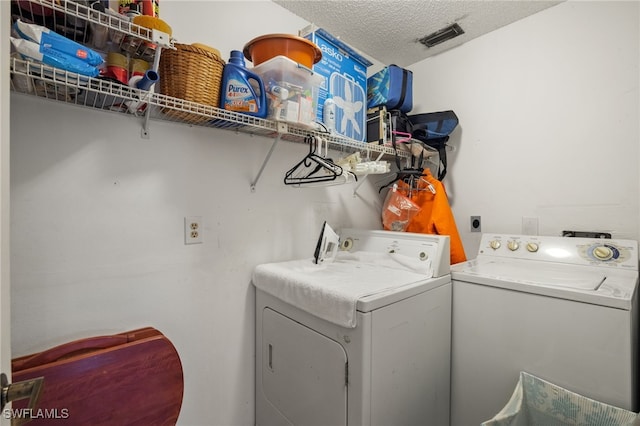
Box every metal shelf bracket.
[250,123,288,192]
[141,105,151,139]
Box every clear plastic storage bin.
[252,55,323,128]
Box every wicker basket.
[158,43,225,124]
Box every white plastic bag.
[482,372,640,426]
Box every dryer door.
[261,308,347,426]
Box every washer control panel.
[579,242,629,263]
[479,234,638,269]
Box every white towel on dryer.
[252,251,432,328]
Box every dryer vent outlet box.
[563,230,612,239]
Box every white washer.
[451,233,639,426]
[254,229,452,426]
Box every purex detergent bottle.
[220,50,267,118]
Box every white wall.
[409,0,640,256]
[9,2,384,425]
[9,1,640,425]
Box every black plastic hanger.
[284,135,344,185]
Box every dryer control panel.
[478,234,638,270]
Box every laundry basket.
[482,372,640,426]
[158,43,225,124]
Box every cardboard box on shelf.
[300,26,372,141]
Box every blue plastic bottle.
[220,50,267,118]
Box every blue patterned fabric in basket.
[482,372,640,426]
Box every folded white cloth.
[252,251,432,328]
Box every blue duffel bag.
[367,65,413,113]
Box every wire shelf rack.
[9,56,409,159]
[8,0,430,190]
[11,0,173,58]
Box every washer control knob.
[526,242,539,253]
[489,240,501,250]
[507,240,520,251]
[593,245,613,261]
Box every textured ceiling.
[274,0,563,67]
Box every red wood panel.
[11,328,183,425]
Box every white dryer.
[253,229,452,426]
[450,234,639,426]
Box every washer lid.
[452,258,638,309]
[467,260,605,290]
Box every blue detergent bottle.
[220,50,267,118]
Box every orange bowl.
[243,34,322,68]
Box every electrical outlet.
[184,216,203,245]
[470,216,481,232]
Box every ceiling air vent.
[418,23,465,48]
